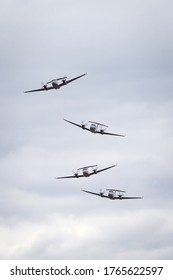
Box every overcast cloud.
[0,0,173,260]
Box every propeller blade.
[81,120,88,129]
[41,82,47,89]
[82,120,87,126]
[99,189,105,196]
[72,170,78,177]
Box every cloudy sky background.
[0,0,173,259]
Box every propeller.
[41,82,48,89]
[117,190,125,199]
[72,170,78,178]
[62,76,67,84]
[93,166,98,174]
[99,189,104,197]
[100,125,107,134]
[81,120,87,129]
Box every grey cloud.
[0,0,173,260]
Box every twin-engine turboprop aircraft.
[63,118,125,137]
[56,164,116,179]
[82,188,143,200]
[24,73,86,93]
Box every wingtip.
[110,164,117,168]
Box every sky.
[0,0,173,260]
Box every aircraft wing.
[59,73,87,87]
[82,189,107,198]
[114,196,143,200]
[55,174,84,179]
[93,164,117,175]
[100,131,125,137]
[63,119,90,131]
[24,86,53,93]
